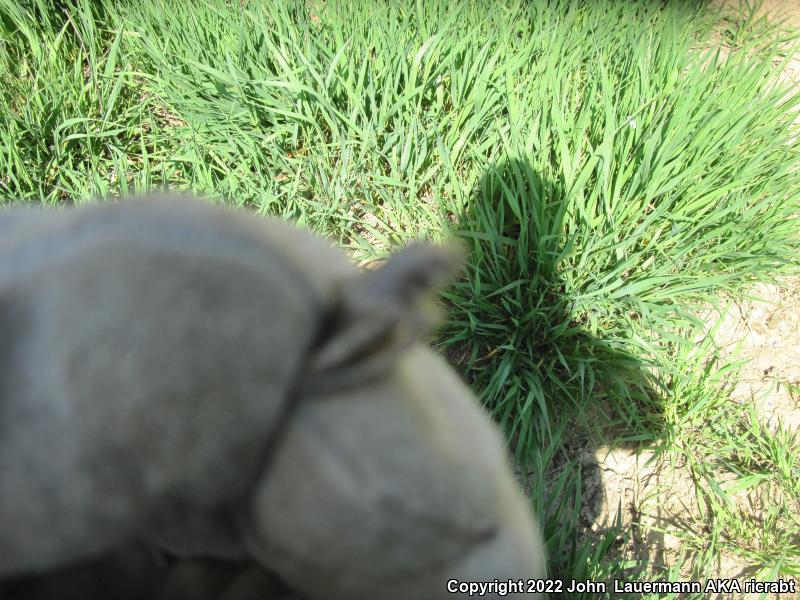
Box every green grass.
[2,0,800,595]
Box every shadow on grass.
[436,157,671,591]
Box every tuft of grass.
[1,0,799,593]
[0,0,166,201]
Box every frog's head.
[241,243,547,599]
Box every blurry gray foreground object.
[2,546,299,600]
[0,195,547,599]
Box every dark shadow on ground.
[435,157,672,593]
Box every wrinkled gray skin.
[3,548,297,600]
[0,195,546,599]
[1,546,163,600]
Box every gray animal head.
[0,195,546,599]
[238,243,547,599]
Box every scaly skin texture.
[0,195,547,599]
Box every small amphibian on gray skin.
[0,194,547,599]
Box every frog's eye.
[303,243,465,392]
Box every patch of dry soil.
[582,283,800,599]
[577,3,800,597]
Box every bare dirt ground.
[577,3,800,597]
